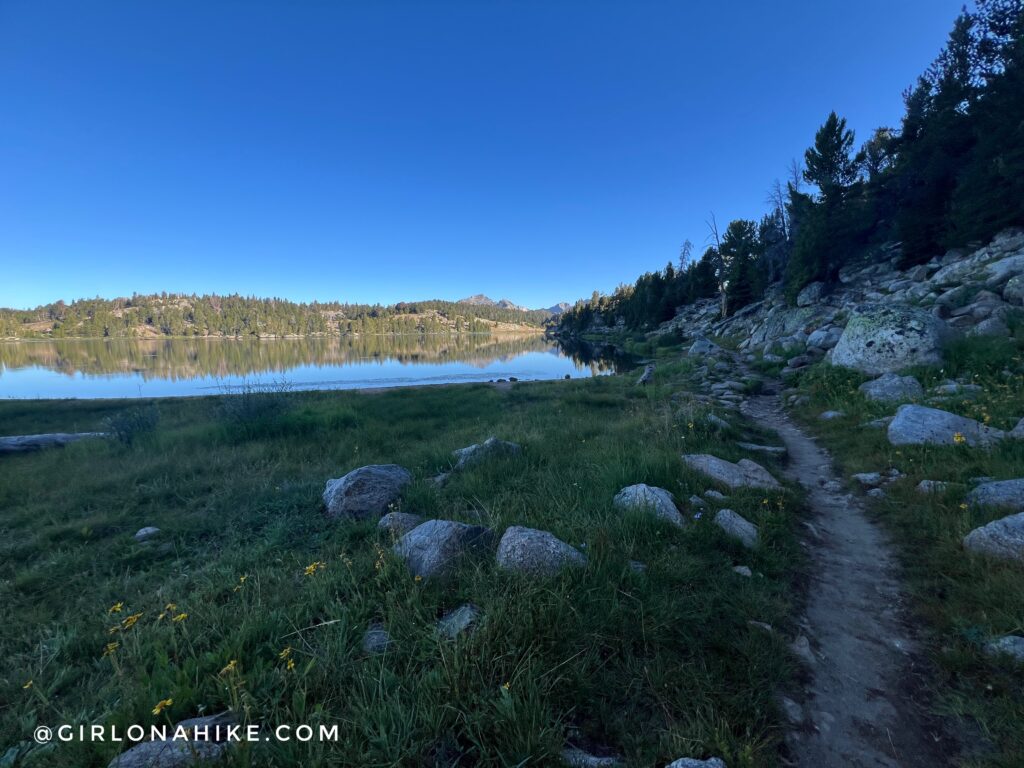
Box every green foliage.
[101,405,160,446]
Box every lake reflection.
[0,335,618,399]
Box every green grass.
[0,368,804,767]
[789,335,1024,768]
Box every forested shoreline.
[559,1,1024,334]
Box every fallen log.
[0,432,108,454]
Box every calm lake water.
[0,335,619,399]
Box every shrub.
[102,405,160,446]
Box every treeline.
[0,294,551,339]
[560,0,1024,333]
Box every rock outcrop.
[831,305,948,374]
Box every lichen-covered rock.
[452,437,521,471]
[682,454,780,490]
[377,512,425,537]
[613,484,685,527]
[713,509,759,548]
[858,373,923,403]
[831,305,948,375]
[887,405,1005,447]
[393,520,493,580]
[963,512,1024,563]
[323,465,412,520]
[967,478,1024,512]
[496,526,586,576]
[436,603,482,639]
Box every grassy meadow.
[789,335,1024,768]
[0,359,804,767]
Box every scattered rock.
[796,281,825,307]
[688,337,722,356]
[852,472,882,488]
[735,441,786,457]
[970,316,1010,337]
[732,565,752,577]
[831,304,949,375]
[133,526,161,543]
[613,484,685,527]
[496,526,587,576]
[866,488,886,499]
[778,695,805,725]
[636,364,656,386]
[858,373,923,403]
[1003,274,1024,305]
[682,454,780,490]
[378,512,425,537]
[916,480,951,494]
[791,634,815,666]
[985,635,1024,663]
[436,603,482,639]
[819,410,845,421]
[963,512,1024,563]
[323,464,413,521]
[706,413,732,431]
[887,405,1005,447]
[704,489,727,500]
[629,560,648,574]
[362,623,393,654]
[393,520,493,580]
[713,509,759,549]
[1009,418,1024,440]
[861,417,893,429]
[689,494,708,508]
[452,437,522,471]
[665,758,726,768]
[562,748,624,768]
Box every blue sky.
[0,1,965,310]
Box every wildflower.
[304,561,326,577]
[414,575,423,583]
[22,680,33,690]
[693,511,703,520]
[286,658,296,671]
[171,613,188,623]
[959,503,969,510]
[121,612,144,631]
[165,603,177,612]
[278,646,293,660]
[219,659,239,677]
[501,681,510,691]
[953,432,966,445]
[102,642,120,658]
[151,698,173,715]
[108,602,124,614]
[108,624,121,634]
[687,422,694,430]
[762,498,769,506]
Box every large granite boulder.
[393,520,493,580]
[796,281,825,307]
[967,479,1024,512]
[323,464,412,520]
[613,484,685,527]
[887,405,1005,447]
[858,373,923,403]
[496,526,586,577]
[831,305,948,374]
[452,437,522,471]
[682,454,780,490]
[107,712,234,767]
[713,509,759,549]
[963,512,1024,563]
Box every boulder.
[916,480,951,494]
[1003,274,1024,305]
[1012,418,1024,439]
[562,748,623,767]
[970,316,1010,337]
[985,635,1024,663]
[819,410,845,420]
[887,405,1005,448]
[963,512,1024,563]
[858,373,923,403]
[806,327,842,350]
[636,364,656,386]
[393,520,493,580]
[496,526,586,576]
[688,337,722,356]
[713,509,759,548]
[831,305,949,375]
[613,484,685,527]
[323,465,413,520]
[134,526,161,542]
[796,281,825,307]
[732,565,753,577]
[107,713,234,768]
[852,472,883,488]
[437,603,482,639]
[682,454,780,490]
[452,437,522,471]
[665,758,727,768]
[377,512,425,537]
[967,479,1024,512]
[362,623,394,654]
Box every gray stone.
[970,316,1010,337]
[688,337,722,356]
[861,417,893,429]
[496,526,586,576]
[985,635,1024,663]
[831,305,949,374]
[796,281,825,307]
[436,603,482,639]
[665,757,727,768]
[916,480,951,494]
[393,520,493,580]
[704,489,727,500]
[713,509,759,549]
[323,464,413,520]
[706,413,732,431]
[0,431,109,454]
[858,373,923,403]
[806,327,842,349]
[562,748,623,768]
[963,512,1024,563]
[732,565,753,577]
[778,695,804,725]
[1010,417,1024,439]
[629,560,648,574]
[689,494,708,508]
[852,472,882,488]
[735,441,787,457]
[887,405,1005,448]
[933,383,983,397]
[867,488,886,499]
[377,512,425,537]
[683,454,780,490]
[819,410,845,420]
[613,484,685,527]
[134,526,161,542]
[107,713,234,767]
[636,364,656,386]
[362,623,393,654]
[1003,274,1024,305]
[967,479,1024,512]
[452,437,521,471]
[790,634,816,666]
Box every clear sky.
[1,1,966,310]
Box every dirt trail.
[741,392,949,768]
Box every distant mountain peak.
[456,295,568,314]
[458,294,497,306]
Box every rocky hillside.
[654,228,1024,377]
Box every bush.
[102,405,160,446]
[216,381,295,438]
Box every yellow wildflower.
[286,658,296,671]
[501,681,510,691]
[23,680,33,690]
[164,603,177,612]
[121,612,144,630]
[171,613,188,623]
[414,575,423,583]
[108,602,124,614]
[278,646,293,660]
[304,561,326,577]
[102,642,120,658]
[151,698,173,715]
[219,659,238,677]
[953,432,966,445]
